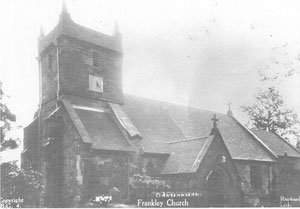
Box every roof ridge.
[123,94,227,116]
[124,93,184,106]
[168,136,208,144]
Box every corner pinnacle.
[62,0,68,14]
[113,21,121,35]
[39,26,45,39]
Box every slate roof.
[38,11,121,54]
[121,95,186,154]
[122,94,277,162]
[252,130,300,158]
[75,108,133,151]
[58,94,277,161]
[161,136,214,174]
[61,99,133,152]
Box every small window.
[93,51,100,67]
[48,54,53,69]
[250,165,262,190]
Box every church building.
[22,3,300,208]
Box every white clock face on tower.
[89,75,103,93]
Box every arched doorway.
[205,166,232,207]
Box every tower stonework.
[29,3,127,207]
[38,6,123,108]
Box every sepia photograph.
[1,0,300,207]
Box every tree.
[0,161,44,208]
[241,87,300,140]
[0,81,43,207]
[0,81,19,150]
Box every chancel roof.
[122,94,277,162]
[252,130,300,158]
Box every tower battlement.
[38,2,123,106]
[38,4,122,54]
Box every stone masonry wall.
[40,46,58,104]
[235,160,275,206]
[275,156,300,207]
[59,108,130,207]
[61,110,82,207]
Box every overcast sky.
[1,0,300,130]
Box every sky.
[0,0,300,148]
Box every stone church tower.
[23,2,129,207]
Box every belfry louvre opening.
[93,51,100,67]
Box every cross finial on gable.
[227,100,233,115]
[210,114,219,135]
[114,21,120,35]
[227,100,232,110]
[212,114,218,128]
